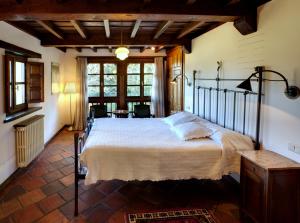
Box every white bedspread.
[80,118,253,184]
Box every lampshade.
[115,47,129,60]
[64,82,76,94]
[237,78,252,91]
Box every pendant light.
[115,22,129,60]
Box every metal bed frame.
[74,67,264,216]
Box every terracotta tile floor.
[0,129,247,223]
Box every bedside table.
[240,150,300,223]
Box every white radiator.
[14,115,45,167]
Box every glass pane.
[144,86,152,96]
[87,63,100,74]
[10,84,13,107]
[144,74,153,85]
[104,86,117,97]
[88,86,100,97]
[144,63,155,74]
[127,86,140,96]
[15,62,25,82]
[104,75,117,85]
[104,63,117,74]
[16,84,25,105]
[127,75,140,85]
[9,61,13,83]
[87,75,100,85]
[127,63,140,74]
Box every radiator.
[14,115,45,167]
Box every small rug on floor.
[126,208,218,223]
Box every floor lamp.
[64,82,76,131]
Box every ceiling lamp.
[115,22,129,60]
[115,47,129,60]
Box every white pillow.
[172,122,213,141]
[163,112,197,126]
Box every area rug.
[126,209,218,223]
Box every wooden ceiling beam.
[155,46,164,53]
[75,47,82,52]
[103,19,110,38]
[131,20,142,38]
[70,20,87,39]
[36,20,64,39]
[153,21,173,39]
[186,0,197,4]
[40,34,192,53]
[0,0,263,21]
[56,47,67,53]
[177,21,205,39]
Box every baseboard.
[44,125,67,146]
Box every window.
[104,63,118,97]
[127,63,141,97]
[126,62,154,97]
[87,62,118,98]
[87,58,154,114]
[5,55,27,114]
[143,63,155,97]
[87,63,100,97]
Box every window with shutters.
[4,55,44,115]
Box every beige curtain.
[151,57,165,117]
[73,57,88,130]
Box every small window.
[5,55,27,114]
[104,63,118,97]
[87,63,101,97]
[127,63,141,97]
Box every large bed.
[80,117,253,185]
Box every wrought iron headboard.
[192,71,263,150]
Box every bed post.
[193,70,196,114]
[74,133,79,216]
[255,66,263,150]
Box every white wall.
[0,22,70,184]
[185,0,300,162]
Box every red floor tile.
[38,194,65,214]
[13,204,43,223]
[18,189,46,207]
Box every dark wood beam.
[5,21,43,39]
[103,19,110,38]
[144,0,151,3]
[40,34,191,53]
[155,46,164,53]
[75,47,82,52]
[139,46,147,53]
[0,40,41,58]
[0,0,261,21]
[177,21,205,39]
[234,14,257,35]
[154,21,173,39]
[186,0,197,4]
[131,20,142,38]
[70,20,87,39]
[56,47,67,53]
[36,20,64,39]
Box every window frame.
[4,54,28,114]
[87,57,154,111]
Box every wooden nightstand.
[240,150,300,223]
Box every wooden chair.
[90,105,108,118]
[133,104,153,118]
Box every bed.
[74,68,263,216]
[80,117,253,184]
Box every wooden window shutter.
[26,62,44,103]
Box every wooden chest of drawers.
[240,150,300,223]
